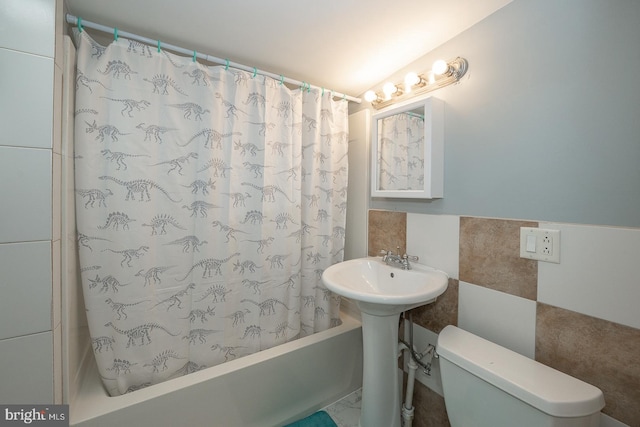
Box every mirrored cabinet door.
[371,97,444,199]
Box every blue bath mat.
[284,410,338,427]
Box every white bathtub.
[69,312,362,427]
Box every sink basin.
[322,256,449,315]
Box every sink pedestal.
[358,304,404,427]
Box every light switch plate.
[520,227,560,263]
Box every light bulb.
[382,82,398,99]
[404,72,421,92]
[432,59,449,75]
[364,90,378,103]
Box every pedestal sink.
[322,257,448,427]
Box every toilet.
[436,325,605,427]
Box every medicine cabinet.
[371,97,444,199]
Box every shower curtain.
[73,30,348,396]
[377,112,424,190]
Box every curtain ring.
[225,59,229,70]
[157,40,161,53]
[279,75,284,85]
[252,67,257,78]
[77,17,83,32]
[114,27,118,41]
[193,50,197,62]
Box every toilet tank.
[436,326,605,427]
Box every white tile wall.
[458,281,537,358]
[0,48,54,149]
[0,0,55,57]
[0,0,57,405]
[0,146,52,243]
[0,241,52,340]
[406,213,459,279]
[538,223,640,330]
[0,332,54,404]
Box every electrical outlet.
[541,235,553,255]
[520,227,560,263]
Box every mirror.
[371,97,444,199]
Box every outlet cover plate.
[520,227,560,263]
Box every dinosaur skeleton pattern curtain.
[73,30,348,396]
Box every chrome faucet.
[379,247,419,270]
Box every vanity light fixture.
[366,57,468,109]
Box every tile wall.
[368,210,640,427]
[0,0,63,404]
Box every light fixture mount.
[368,57,468,109]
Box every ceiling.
[65,0,512,98]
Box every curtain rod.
[66,14,361,104]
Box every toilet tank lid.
[436,325,605,418]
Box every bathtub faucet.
[379,247,419,270]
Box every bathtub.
[69,312,362,427]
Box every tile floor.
[322,388,362,427]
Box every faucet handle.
[400,253,419,270]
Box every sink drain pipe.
[398,311,436,427]
[401,345,418,427]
